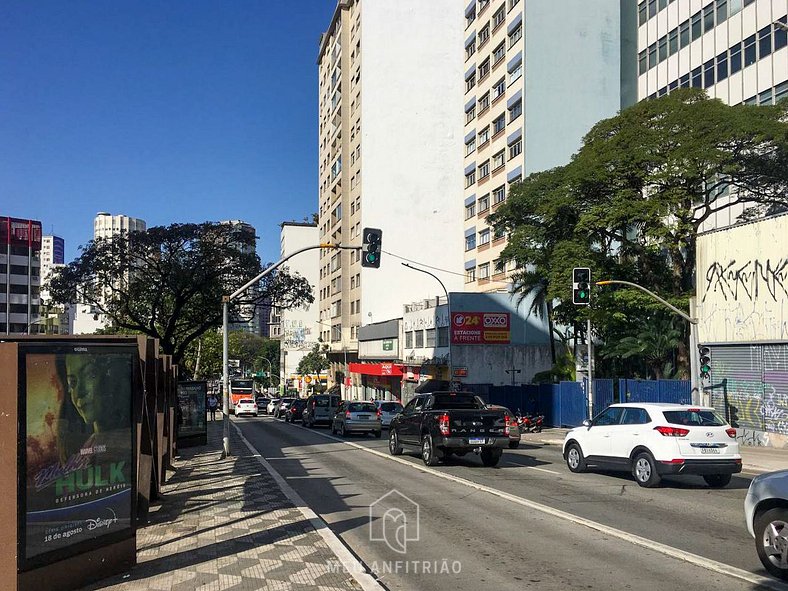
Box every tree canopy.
[47,222,313,364]
[490,89,788,377]
[296,344,329,376]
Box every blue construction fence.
[476,379,691,428]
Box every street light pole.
[221,243,359,458]
[401,263,453,386]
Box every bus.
[229,378,255,413]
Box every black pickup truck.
[388,392,510,467]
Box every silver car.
[331,401,382,438]
[745,469,788,580]
[375,400,404,428]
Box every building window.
[703,5,714,33]
[730,0,742,15]
[466,40,476,60]
[438,326,449,347]
[508,22,522,47]
[478,126,490,145]
[493,185,506,204]
[478,0,490,13]
[508,63,522,84]
[638,50,647,75]
[716,0,728,24]
[730,43,742,74]
[478,194,490,212]
[478,263,490,279]
[658,36,667,61]
[466,104,476,123]
[478,228,491,246]
[494,259,505,275]
[758,25,772,58]
[776,17,788,51]
[744,34,756,67]
[478,92,490,113]
[466,136,476,156]
[493,113,506,135]
[493,41,506,65]
[494,225,506,240]
[465,267,476,283]
[465,170,476,187]
[426,328,436,347]
[509,138,522,159]
[466,6,476,27]
[492,77,506,100]
[691,12,702,41]
[717,51,728,81]
[478,58,490,80]
[405,331,413,348]
[478,160,490,179]
[679,21,690,49]
[492,150,505,171]
[465,202,476,219]
[648,42,657,69]
[648,0,657,18]
[703,58,715,88]
[415,330,424,348]
[691,65,702,88]
[638,1,647,25]
[492,6,505,29]
[465,234,476,250]
[668,29,678,56]
[478,23,490,47]
[679,73,690,87]
[509,99,522,121]
[466,72,476,92]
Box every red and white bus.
[229,378,255,413]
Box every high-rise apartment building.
[637,0,787,230]
[276,222,320,393]
[94,211,146,240]
[317,0,466,374]
[39,235,64,302]
[462,0,634,291]
[1,216,43,334]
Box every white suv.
[563,403,741,488]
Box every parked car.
[302,393,341,427]
[275,397,297,418]
[375,400,404,427]
[563,404,742,488]
[266,398,281,415]
[285,399,307,423]
[745,469,788,581]
[487,405,521,448]
[256,397,270,416]
[389,392,510,467]
[331,401,382,438]
[235,398,258,417]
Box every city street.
[233,415,785,591]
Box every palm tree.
[602,315,682,379]
[511,269,557,364]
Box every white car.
[266,398,281,415]
[374,400,404,427]
[235,398,258,417]
[562,403,741,488]
[745,469,788,581]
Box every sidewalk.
[81,418,370,591]
[520,428,788,474]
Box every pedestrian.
[207,393,218,421]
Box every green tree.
[296,344,329,377]
[47,222,313,365]
[600,314,683,380]
[491,89,788,377]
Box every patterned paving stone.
[78,420,362,591]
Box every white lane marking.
[504,462,562,475]
[231,423,384,591]
[267,418,786,591]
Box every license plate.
[358,415,370,420]
[468,437,486,445]
[700,448,720,454]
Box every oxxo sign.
[451,312,511,345]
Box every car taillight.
[345,410,352,418]
[654,426,690,437]
[438,413,451,436]
[376,409,382,418]
[660,459,685,465]
[291,407,297,413]
[726,427,737,439]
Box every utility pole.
[504,367,521,386]
[221,243,359,457]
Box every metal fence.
[619,379,691,405]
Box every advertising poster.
[451,312,511,345]
[177,381,207,439]
[22,347,134,564]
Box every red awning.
[348,362,404,377]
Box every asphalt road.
[232,414,784,591]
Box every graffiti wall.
[697,214,788,343]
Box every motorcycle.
[516,411,544,433]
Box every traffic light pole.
[587,317,594,419]
[221,243,359,458]
[596,279,701,405]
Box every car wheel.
[481,448,502,467]
[565,443,587,473]
[632,452,661,488]
[421,434,439,466]
[389,429,403,455]
[509,441,520,449]
[374,430,382,439]
[755,507,788,581]
[703,474,732,488]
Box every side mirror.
[582,419,592,428]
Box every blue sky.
[1,0,335,262]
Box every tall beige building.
[316,0,466,380]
